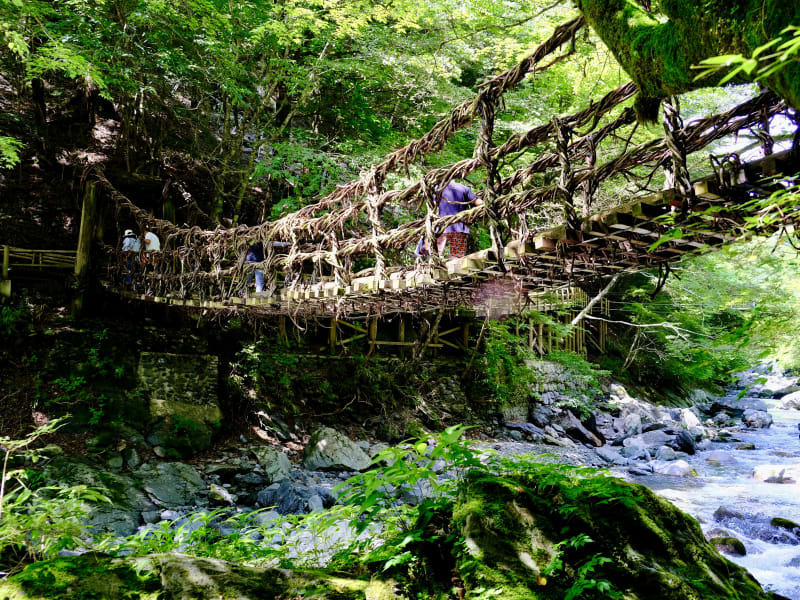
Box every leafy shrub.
[0,419,109,573]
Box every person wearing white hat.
[121,229,140,286]
[121,229,141,252]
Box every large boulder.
[710,395,768,417]
[596,445,629,466]
[0,554,400,599]
[450,471,771,600]
[303,427,371,472]
[42,457,152,537]
[556,410,603,447]
[251,447,292,483]
[652,459,695,477]
[779,390,800,410]
[256,481,335,515]
[743,409,773,429]
[137,462,205,506]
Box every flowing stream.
[634,379,800,599]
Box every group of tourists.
[121,180,479,294]
[121,228,160,253]
[120,228,161,285]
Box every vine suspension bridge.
[4,17,799,353]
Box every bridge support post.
[398,317,406,357]
[72,181,97,316]
[329,317,336,355]
[1,245,10,298]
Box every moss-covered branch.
[575,0,800,117]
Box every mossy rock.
[0,554,403,600]
[449,470,772,600]
[771,517,799,532]
[709,536,747,556]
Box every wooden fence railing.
[1,245,77,297]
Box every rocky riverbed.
[24,363,800,597]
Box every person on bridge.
[121,229,140,285]
[143,229,161,252]
[121,229,140,253]
[415,181,482,258]
[245,241,265,293]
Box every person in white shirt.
[144,230,160,252]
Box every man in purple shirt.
[416,181,482,258]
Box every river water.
[634,391,800,599]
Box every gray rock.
[710,396,768,417]
[680,408,702,430]
[139,462,205,506]
[107,454,124,470]
[558,410,603,447]
[401,479,434,506]
[303,427,371,472]
[712,412,733,426]
[669,430,696,455]
[743,409,773,428]
[307,494,324,512]
[714,506,745,522]
[779,390,800,410]
[249,509,280,527]
[651,459,694,477]
[622,429,672,453]
[43,457,150,537]
[235,472,266,486]
[160,510,181,521]
[620,444,650,460]
[628,466,653,477]
[141,510,161,524]
[506,422,545,441]
[543,434,576,448]
[256,481,335,515]
[369,443,390,457]
[655,446,677,461]
[251,447,292,483]
[123,447,140,469]
[764,381,800,398]
[529,406,555,429]
[209,483,235,506]
[596,446,629,466]
[509,430,523,441]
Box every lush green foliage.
[479,320,538,404]
[35,330,126,426]
[0,419,109,574]
[600,230,800,394]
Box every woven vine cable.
[580,133,598,217]
[756,105,775,156]
[662,97,694,205]
[553,117,580,233]
[475,80,507,269]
